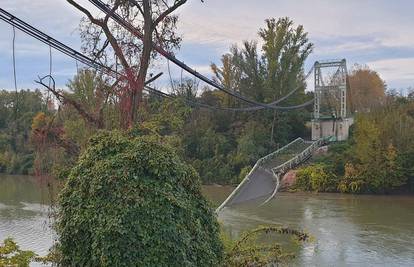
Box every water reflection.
[1,178,413,266]
[0,175,55,258]
[211,189,414,267]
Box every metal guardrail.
[272,138,325,174]
[260,138,325,205]
[259,137,305,166]
[216,137,327,212]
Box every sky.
[1,0,414,93]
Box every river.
[1,175,413,266]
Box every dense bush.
[221,226,310,266]
[295,164,338,192]
[56,131,223,266]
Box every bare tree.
[67,0,187,128]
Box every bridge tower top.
[313,59,348,120]
[312,59,352,141]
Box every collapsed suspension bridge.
[216,137,329,212]
[0,7,350,212]
[218,59,351,211]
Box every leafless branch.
[144,72,163,85]
[67,0,102,25]
[153,0,187,27]
[93,38,110,61]
[104,0,121,23]
[68,0,131,74]
[129,0,145,17]
[35,75,104,129]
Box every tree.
[67,0,187,128]
[211,17,313,147]
[65,69,116,129]
[259,17,313,145]
[348,64,386,113]
[259,18,312,102]
[0,89,47,174]
[56,131,223,266]
[338,109,409,193]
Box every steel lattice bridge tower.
[311,59,353,141]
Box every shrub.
[56,131,223,266]
[221,226,310,266]
[295,164,338,192]
[337,163,365,193]
[0,238,36,267]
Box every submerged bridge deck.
[216,137,327,212]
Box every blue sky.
[1,0,414,93]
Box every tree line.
[25,16,314,185]
[0,89,47,174]
[1,0,413,264]
[1,15,413,192]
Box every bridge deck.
[216,138,325,212]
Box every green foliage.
[337,144,406,194]
[179,17,313,184]
[56,131,223,266]
[0,238,36,267]
[295,164,338,192]
[302,97,414,194]
[236,121,268,164]
[314,142,352,176]
[337,163,365,193]
[340,109,409,193]
[0,89,46,174]
[221,226,310,267]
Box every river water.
[1,175,413,266]
[0,175,56,258]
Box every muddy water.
[1,176,414,266]
[0,175,56,266]
[203,185,414,267]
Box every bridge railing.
[216,137,328,212]
[272,138,325,174]
[259,138,311,169]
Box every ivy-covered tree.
[56,131,223,266]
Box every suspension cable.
[75,59,79,74]
[12,25,19,124]
[46,45,53,103]
[88,0,313,110]
[0,7,314,112]
[167,59,176,93]
[12,25,17,92]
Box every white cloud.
[178,0,414,51]
[313,41,378,56]
[1,0,414,90]
[367,57,414,88]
